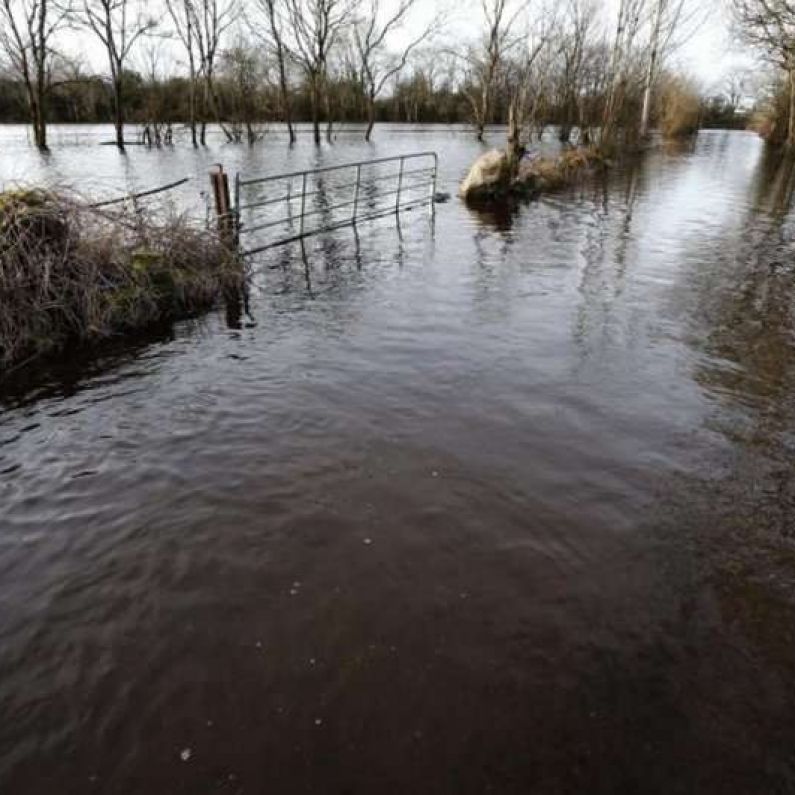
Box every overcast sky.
[65,0,754,92]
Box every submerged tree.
[506,9,554,164]
[218,40,268,143]
[191,0,238,144]
[284,0,359,144]
[0,0,74,150]
[555,0,598,143]
[250,0,296,143]
[638,0,702,139]
[352,0,438,141]
[460,0,524,141]
[601,0,646,147]
[165,0,200,146]
[83,0,156,150]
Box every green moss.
[0,189,48,214]
[130,248,164,272]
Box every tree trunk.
[640,0,663,140]
[365,98,376,142]
[200,79,210,145]
[113,78,125,150]
[324,86,333,143]
[506,98,523,180]
[311,77,321,145]
[559,96,574,143]
[639,47,659,139]
[276,50,295,144]
[26,91,44,150]
[35,72,47,150]
[788,68,795,149]
[188,76,198,147]
[478,74,491,142]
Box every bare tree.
[190,0,238,144]
[556,0,597,143]
[602,0,646,146]
[250,0,296,143]
[0,0,73,150]
[283,0,359,144]
[352,0,438,142]
[506,11,555,163]
[460,0,523,141]
[219,37,267,143]
[83,0,156,150]
[724,66,749,113]
[733,0,795,147]
[136,39,175,146]
[638,0,703,139]
[165,0,200,146]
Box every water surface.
[1,126,794,794]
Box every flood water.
[2,125,795,794]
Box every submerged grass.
[0,189,243,370]
[515,146,605,193]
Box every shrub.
[658,76,702,140]
[0,189,243,369]
[748,82,791,146]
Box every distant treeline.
[0,69,747,133]
[0,70,471,127]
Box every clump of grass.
[514,146,603,193]
[0,189,243,369]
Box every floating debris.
[180,748,192,762]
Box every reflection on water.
[2,128,795,794]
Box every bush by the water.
[459,146,603,201]
[659,77,701,140]
[0,189,242,368]
[749,82,793,147]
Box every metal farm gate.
[233,152,439,257]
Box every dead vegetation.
[0,189,243,370]
[658,76,701,140]
[459,145,604,202]
[516,146,604,192]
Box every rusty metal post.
[210,164,234,246]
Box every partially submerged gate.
[234,152,438,257]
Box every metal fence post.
[395,156,405,214]
[233,171,241,245]
[286,180,292,221]
[428,155,439,215]
[352,164,362,223]
[299,171,308,237]
[210,164,233,247]
[429,154,438,216]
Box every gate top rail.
[238,151,438,188]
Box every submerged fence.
[81,152,440,259]
[231,152,438,257]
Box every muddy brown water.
[1,126,795,794]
